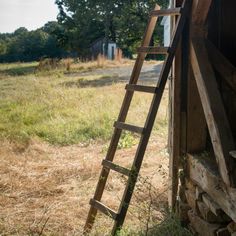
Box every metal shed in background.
[90,37,118,60]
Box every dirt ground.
[0,134,169,235]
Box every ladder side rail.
[128,4,161,85]
[84,5,161,234]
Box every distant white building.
[161,16,171,47]
[90,37,118,60]
[161,1,172,47]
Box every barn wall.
[172,0,236,234]
[208,0,236,140]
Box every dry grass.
[0,135,169,235]
[0,59,166,146]
[36,57,136,74]
[66,58,157,73]
[0,60,190,235]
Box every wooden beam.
[168,41,182,209]
[216,228,231,236]
[192,0,212,25]
[227,222,236,234]
[137,46,169,54]
[150,8,181,17]
[168,0,192,211]
[202,193,222,216]
[206,40,236,93]
[125,84,157,94]
[190,39,236,187]
[187,153,236,222]
[186,0,213,150]
[114,121,144,134]
[179,12,190,155]
[185,189,197,211]
[188,210,221,236]
[102,160,130,177]
[187,67,207,153]
[197,200,230,223]
[89,199,118,220]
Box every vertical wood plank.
[192,0,212,25]
[180,14,190,155]
[186,0,212,153]
[187,67,207,152]
[206,40,236,92]
[190,39,236,187]
[168,40,182,209]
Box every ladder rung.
[137,46,169,54]
[102,160,130,176]
[125,84,157,94]
[150,8,181,17]
[114,121,145,134]
[90,199,118,220]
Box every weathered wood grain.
[187,153,236,222]
[188,210,221,236]
[206,40,236,93]
[190,39,236,187]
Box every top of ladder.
[150,7,181,17]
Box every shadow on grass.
[60,68,162,88]
[60,75,127,88]
[0,64,36,76]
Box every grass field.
[0,60,167,146]
[0,60,191,235]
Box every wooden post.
[168,1,192,211]
[186,66,207,153]
[168,41,182,209]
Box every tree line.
[0,0,168,62]
[0,22,67,62]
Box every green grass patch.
[119,215,192,236]
[0,62,168,146]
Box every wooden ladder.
[84,0,191,235]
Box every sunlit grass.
[0,61,168,146]
[0,61,185,236]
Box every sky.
[0,0,59,33]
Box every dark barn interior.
[170,0,236,235]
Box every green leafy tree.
[55,0,106,56]
[55,0,168,57]
[115,0,167,57]
[0,25,67,62]
[0,40,7,55]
